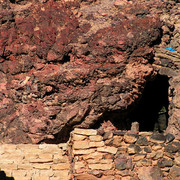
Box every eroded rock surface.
[0,0,179,143]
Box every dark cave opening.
[41,75,169,144]
[128,74,169,132]
[93,74,169,133]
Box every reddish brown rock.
[0,0,171,144]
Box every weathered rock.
[149,133,166,143]
[144,146,152,153]
[136,137,149,146]
[113,136,123,147]
[103,132,113,141]
[124,134,138,144]
[168,166,180,180]
[128,144,142,155]
[137,166,163,180]
[164,142,180,153]
[157,158,173,168]
[74,174,98,180]
[166,133,175,143]
[115,155,133,170]
[0,0,177,144]
[88,170,103,178]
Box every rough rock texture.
[0,0,179,143]
[153,1,180,139]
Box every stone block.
[89,141,104,147]
[0,146,4,155]
[138,166,163,180]
[87,159,113,164]
[24,153,39,160]
[89,135,103,142]
[50,177,70,180]
[97,147,117,154]
[149,133,166,143]
[104,139,113,146]
[51,163,70,170]
[13,176,31,180]
[73,149,95,155]
[2,144,17,152]
[99,175,114,180]
[113,136,123,147]
[32,175,49,180]
[157,158,173,168]
[38,153,53,160]
[115,155,133,171]
[168,166,180,180]
[39,170,54,177]
[38,144,60,153]
[136,136,149,146]
[128,144,142,154]
[32,164,51,169]
[88,163,113,170]
[53,170,70,180]
[121,176,131,180]
[139,132,153,136]
[73,134,86,141]
[144,146,152,153]
[83,152,104,160]
[23,148,42,155]
[29,158,53,163]
[73,128,97,136]
[88,170,103,178]
[164,142,179,153]
[17,144,38,150]
[103,132,113,140]
[12,170,27,178]
[117,147,127,153]
[153,151,164,160]
[134,154,146,161]
[53,155,69,164]
[165,133,175,143]
[115,169,133,176]
[18,164,34,170]
[73,141,90,149]
[124,134,138,144]
[135,159,152,167]
[0,163,17,170]
[152,145,162,151]
[74,162,85,170]
[175,156,180,166]
[0,159,14,164]
[0,154,24,163]
[74,174,98,180]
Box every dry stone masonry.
[0,128,180,179]
[70,128,180,180]
[0,144,71,180]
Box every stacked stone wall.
[0,144,71,180]
[0,128,180,180]
[70,128,180,180]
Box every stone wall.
[0,144,71,180]
[70,128,180,180]
[1,128,180,180]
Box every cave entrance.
[128,74,169,132]
[94,74,169,133]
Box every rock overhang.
[0,0,179,143]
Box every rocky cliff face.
[0,0,179,143]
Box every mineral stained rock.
[0,0,173,143]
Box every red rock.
[0,0,172,143]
